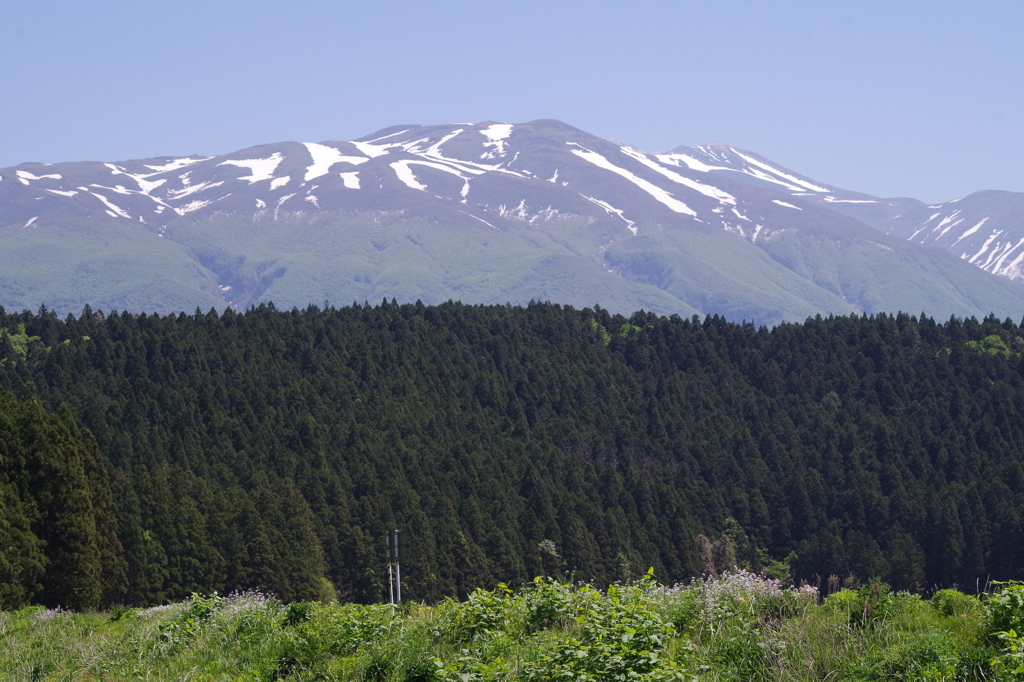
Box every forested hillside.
[0,387,125,610]
[3,301,1024,608]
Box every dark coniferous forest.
[2,300,1024,610]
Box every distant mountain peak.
[1,119,1022,323]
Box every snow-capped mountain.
[1,120,1022,324]
[878,193,1024,280]
[0,121,887,238]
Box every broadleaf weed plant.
[987,581,1024,678]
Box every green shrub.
[859,632,959,680]
[283,600,315,627]
[523,577,585,634]
[156,593,226,651]
[931,589,978,618]
[430,574,691,682]
[986,583,1024,678]
[519,580,688,682]
[275,601,397,676]
[823,587,861,614]
[991,629,1024,679]
[825,580,913,628]
[986,582,1024,634]
[107,603,136,622]
[431,582,522,644]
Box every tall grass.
[0,574,1018,680]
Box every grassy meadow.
[3,572,1023,681]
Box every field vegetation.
[4,574,1024,681]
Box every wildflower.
[137,603,183,618]
[34,606,72,621]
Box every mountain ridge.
[2,119,1022,325]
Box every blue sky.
[1,0,1020,203]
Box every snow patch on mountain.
[362,128,412,144]
[179,199,213,214]
[348,140,387,158]
[89,191,131,219]
[993,239,1024,273]
[166,180,225,200]
[105,164,166,194]
[621,148,736,205]
[583,195,637,235]
[498,199,529,220]
[823,196,877,204]
[481,124,513,159]
[340,172,360,189]
[981,237,1022,271]
[568,144,696,217]
[731,150,830,193]
[381,129,526,179]
[390,161,427,191]
[302,143,369,181]
[656,153,719,174]
[391,158,474,195]
[723,222,747,237]
[272,193,296,220]
[16,170,63,185]
[968,230,1002,263]
[947,214,983,246]
[772,200,802,210]
[421,129,464,159]
[466,213,498,230]
[730,208,752,222]
[420,137,520,178]
[991,237,1024,272]
[694,146,721,163]
[219,152,283,183]
[144,157,211,173]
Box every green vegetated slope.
[755,227,1024,318]
[8,198,1024,325]
[4,302,1024,608]
[0,218,223,314]
[167,208,1024,325]
[167,210,703,316]
[604,226,854,323]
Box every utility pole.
[384,529,403,604]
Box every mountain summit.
[2,120,1022,324]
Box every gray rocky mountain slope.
[2,119,1022,325]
